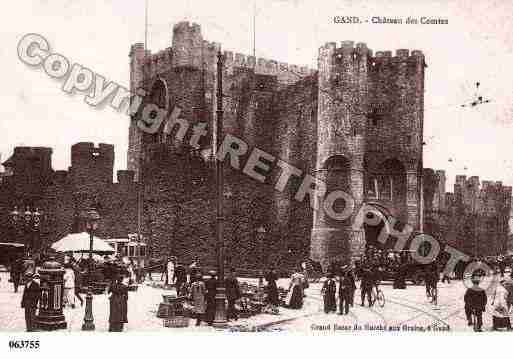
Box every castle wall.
[430,174,513,256]
[4,21,512,269]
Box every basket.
[163,316,189,328]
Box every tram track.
[385,289,465,328]
[262,282,464,331]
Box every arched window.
[366,176,378,198]
[148,79,168,143]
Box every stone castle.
[0,22,511,270]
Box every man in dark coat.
[173,262,188,296]
[360,266,375,307]
[321,273,337,313]
[225,268,241,321]
[339,267,357,314]
[108,276,128,332]
[21,272,41,332]
[464,275,488,332]
[10,258,23,293]
[205,271,217,325]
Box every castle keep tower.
[311,42,425,268]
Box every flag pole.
[253,0,256,63]
[144,0,148,52]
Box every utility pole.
[213,50,227,327]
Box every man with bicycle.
[360,265,377,307]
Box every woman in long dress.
[491,280,512,330]
[189,272,207,326]
[286,272,304,309]
[321,273,337,313]
[109,276,128,332]
[265,270,280,306]
[63,264,76,308]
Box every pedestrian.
[347,267,357,307]
[441,270,451,284]
[21,272,41,332]
[189,272,207,326]
[189,257,201,284]
[72,261,84,307]
[321,273,337,313]
[265,269,280,306]
[439,260,450,284]
[505,275,513,311]
[498,258,506,278]
[339,266,356,315]
[286,272,304,309]
[10,257,22,293]
[491,279,512,330]
[360,266,374,307]
[173,262,188,296]
[464,275,487,332]
[128,260,136,285]
[108,276,129,332]
[205,270,217,325]
[225,268,241,321]
[165,256,175,286]
[103,256,114,284]
[63,263,76,308]
[136,259,145,284]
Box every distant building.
[423,171,512,257]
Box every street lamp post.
[81,208,100,331]
[9,206,20,240]
[213,50,228,328]
[9,206,42,257]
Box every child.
[464,275,487,332]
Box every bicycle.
[371,286,385,308]
[426,285,438,305]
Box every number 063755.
[8,340,40,350]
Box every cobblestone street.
[0,272,320,332]
[1,271,509,333]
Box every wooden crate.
[163,316,189,328]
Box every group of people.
[8,253,130,332]
[464,271,513,332]
[188,268,241,326]
[321,266,357,315]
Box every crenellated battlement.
[172,21,201,34]
[372,49,423,63]
[223,50,314,81]
[70,142,114,187]
[448,174,512,216]
[71,142,114,163]
[167,21,315,84]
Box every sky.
[1,0,512,192]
